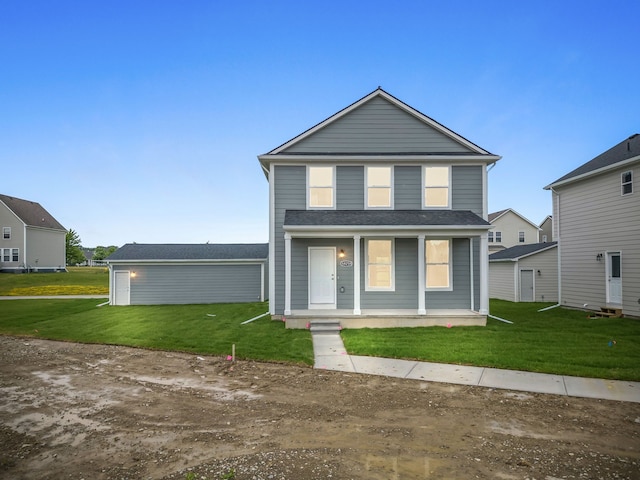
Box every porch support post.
[479,232,489,315]
[353,235,361,315]
[284,233,292,316]
[417,234,426,314]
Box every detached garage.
[107,243,268,306]
[489,242,558,303]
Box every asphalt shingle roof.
[489,242,557,261]
[107,243,269,261]
[284,210,490,227]
[0,194,66,231]
[548,134,640,186]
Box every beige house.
[539,215,553,243]
[487,208,540,252]
[545,134,640,317]
[0,194,66,272]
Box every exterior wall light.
[339,249,346,258]
[596,253,603,262]
[130,271,137,278]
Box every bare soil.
[1,335,639,480]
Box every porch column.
[284,233,292,316]
[353,235,361,315]
[479,232,489,314]
[417,234,426,314]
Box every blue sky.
[1,1,638,247]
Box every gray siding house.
[545,134,640,317]
[107,243,268,305]
[489,242,558,302]
[0,194,66,272]
[258,88,501,328]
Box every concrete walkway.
[311,332,640,403]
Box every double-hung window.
[488,232,494,242]
[366,166,392,208]
[2,227,10,240]
[366,239,394,290]
[308,166,334,208]
[425,239,451,290]
[11,248,18,262]
[424,166,450,208]
[622,171,633,195]
[495,231,502,243]
[2,249,10,262]
[518,231,525,243]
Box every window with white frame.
[622,171,633,195]
[518,231,525,243]
[488,231,494,242]
[425,239,451,289]
[366,166,392,208]
[308,166,334,208]
[2,227,10,240]
[495,231,502,243]
[424,166,450,208]
[366,239,394,290]
[11,248,18,262]
[2,249,10,262]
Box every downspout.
[550,186,562,307]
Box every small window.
[11,248,18,262]
[518,231,525,243]
[622,171,633,195]
[542,234,548,243]
[366,239,394,290]
[424,166,450,208]
[2,227,10,240]
[308,166,334,208]
[426,239,451,290]
[366,166,392,208]
[495,231,502,243]
[488,231,494,243]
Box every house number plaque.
[339,260,353,267]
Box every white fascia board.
[259,154,501,164]
[283,226,491,238]
[544,155,640,190]
[107,259,267,266]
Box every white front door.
[114,271,131,306]
[519,269,534,302]
[308,247,336,309]
[607,252,622,305]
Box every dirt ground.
[1,335,639,480]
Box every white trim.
[353,235,361,314]
[417,235,426,314]
[365,165,394,209]
[422,165,451,209]
[364,238,395,292]
[260,154,501,164]
[518,269,535,302]
[488,243,557,262]
[269,162,275,314]
[425,238,453,291]
[621,170,633,196]
[489,208,541,231]
[479,232,489,314]
[283,226,492,236]
[113,270,131,306]
[106,259,267,266]
[284,233,292,315]
[482,164,488,220]
[469,238,475,311]
[306,165,336,210]
[605,251,623,305]
[545,155,640,189]
[308,246,337,309]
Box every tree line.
[66,229,118,266]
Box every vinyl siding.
[25,227,66,271]
[336,166,364,209]
[519,248,558,302]
[394,166,421,209]
[491,212,539,249]
[273,165,306,314]
[0,205,25,271]
[452,166,484,216]
[489,262,516,302]
[556,164,640,316]
[282,96,473,154]
[425,238,473,309]
[113,264,265,305]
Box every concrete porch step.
[309,320,342,334]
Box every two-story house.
[258,88,501,328]
[545,133,640,317]
[487,208,540,252]
[0,194,66,272]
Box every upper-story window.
[423,166,450,208]
[518,231,525,243]
[495,231,502,243]
[308,166,334,208]
[622,171,633,195]
[488,231,494,242]
[366,166,393,208]
[2,227,10,240]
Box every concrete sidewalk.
[312,332,640,403]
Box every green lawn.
[0,267,109,295]
[0,299,314,365]
[342,300,640,381]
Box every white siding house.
[545,134,640,317]
[487,208,540,252]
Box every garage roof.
[107,243,268,261]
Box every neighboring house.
[487,208,540,252]
[539,215,553,243]
[545,133,640,317]
[489,242,558,302]
[106,243,268,305]
[257,88,501,328]
[0,194,66,273]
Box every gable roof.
[0,194,66,231]
[489,242,557,261]
[106,243,269,262]
[258,88,501,174]
[488,208,540,230]
[546,134,640,189]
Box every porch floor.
[283,309,486,329]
